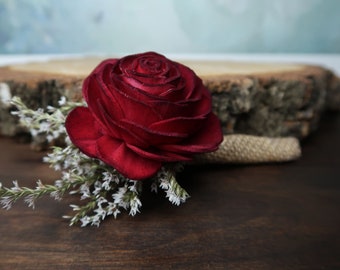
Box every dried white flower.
[0,96,190,227]
[0,196,14,210]
[58,96,67,106]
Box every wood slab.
[0,57,339,140]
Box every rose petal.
[86,70,163,127]
[159,113,223,154]
[111,80,164,123]
[121,52,173,79]
[149,116,206,136]
[180,89,212,116]
[82,59,119,103]
[85,73,125,123]
[120,53,167,76]
[149,94,211,119]
[158,78,187,101]
[175,63,198,99]
[121,119,187,145]
[120,75,177,96]
[127,144,191,162]
[65,107,103,157]
[127,65,181,86]
[95,103,151,148]
[96,136,162,180]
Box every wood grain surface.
[0,113,340,270]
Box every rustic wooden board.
[1,58,339,140]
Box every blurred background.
[0,0,339,55]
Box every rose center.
[139,58,163,73]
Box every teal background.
[0,0,339,54]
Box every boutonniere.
[0,52,301,226]
[0,52,223,226]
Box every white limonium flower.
[0,96,190,227]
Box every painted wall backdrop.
[0,0,339,54]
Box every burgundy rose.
[65,52,222,180]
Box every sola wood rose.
[0,52,223,226]
[65,52,223,180]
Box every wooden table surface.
[0,113,340,270]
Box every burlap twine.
[195,134,301,164]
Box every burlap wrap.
[195,134,301,164]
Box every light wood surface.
[6,57,305,77]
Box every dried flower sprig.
[151,164,189,206]
[0,97,189,226]
[10,96,78,142]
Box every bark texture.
[0,58,339,139]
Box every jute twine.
[195,134,301,164]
